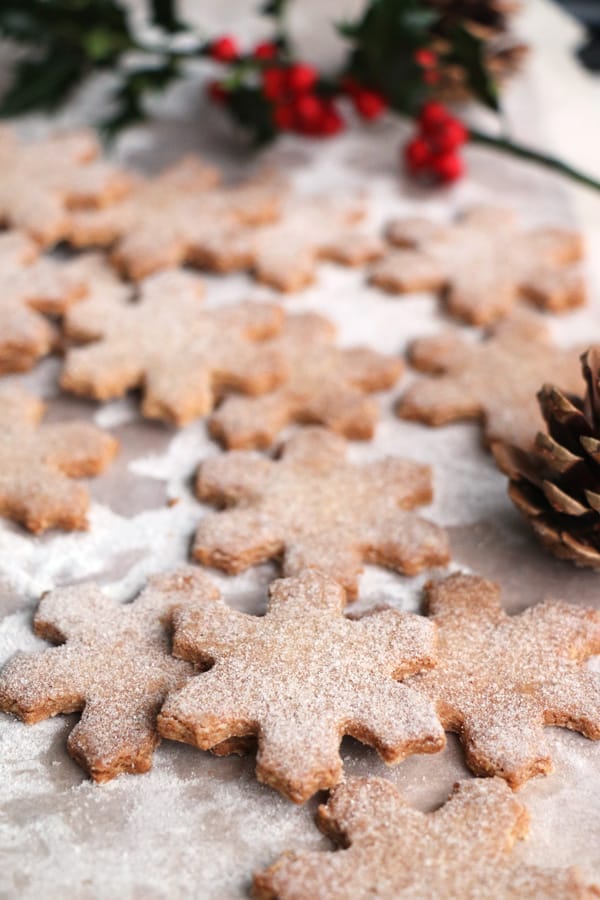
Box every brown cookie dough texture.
[0,127,131,246]
[0,231,87,372]
[0,386,118,532]
[398,312,583,450]
[370,206,586,324]
[158,569,444,803]
[61,269,286,425]
[253,776,600,899]
[197,194,384,291]
[414,573,600,788]
[0,569,220,782]
[193,427,449,597]
[67,157,283,280]
[209,312,403,448]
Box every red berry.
[273,102,295,131]
[414,48,437,68]
[206,80,227,104]
[293,93,324,131]
[287,63,317,94]
[209,35,239,63]
[431,152,465,183]
[419,101,450,133]
[262,67,287,100]
[254,41,278,60]
[320,104,345,136]
[403,137,432,172]
[430,118,468,152]
[353,88,386,121]
[423,69,441,86]
[340,75,360,96]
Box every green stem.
[469,128,600,193]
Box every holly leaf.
[401,8,439,33]
[101,59,180,137]
[226,85,277,146]
[0,0,143,121]
[149,0,185,33]
[261,0,291,16]
[338,0,440,113]
[0,52,84,115]
[447,24,499,111]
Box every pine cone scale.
[496,348,600,568]
[534,431,581,475]
[538,384,592,451]
[542,481,589,516]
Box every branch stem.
[469,128,600,193]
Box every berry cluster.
[403,101,468,184]
[262,62,344,137]
[414,48,440,86]
[206,35,466,186]
[207,34,387,139]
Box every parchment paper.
[1,2,600,897]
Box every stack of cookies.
[0,126,598,899]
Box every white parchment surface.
[1,2,600,897]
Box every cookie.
[370,206,586,324]
[397,312,583,450]
[196,194,384,291]
[61,269,286,425]
[0,126,131,247]
[0,386,118,532]
[0,230,89,372]
[0,569,221,782]
[158,569,444,803]
[209,312,403,448]
[67,159,282,280]
[193,427,449,598]
[253,776,599,898]
[414,573,600,788]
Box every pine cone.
[428,0,528,101]
[494,348,600,569]
[429,0,522,36]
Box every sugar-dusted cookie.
[0,126,131,246]
[253,776,599,899]
[158,569,444,803]
[197,194,385,291]
[0,569,220,782]
[61,269,286,425]
[209,312,403,448]
[398,313,583,450]
[67,158,282,280]
[0,386,117,532]
[193,427,449,597]
[414,573,600,788]
[0,231,88,372]
[370,206,586,324]
[0,235,121,373]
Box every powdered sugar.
[193,427,449,598]
[1,9,600,894]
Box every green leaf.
[338,0,440,114]
[100,59,180,138]
[261,0,290,19]
[401,9,438,33]
[0,0,141,119]
[336,19,361,39]
[447,24,499,111]
[83,25,129,61]
[149,0,184,33]
[226,85,277,146]
[0,52,85,116]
